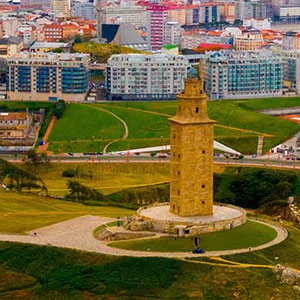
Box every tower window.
[202,184,205,188]
[196,107,199,113]
[173,134,176,139]
[178,171,180,176]
[202,150,205,154]
[179,106,181,113]
[178,154,181,158]
[202,201,205,204]
[178,190,180,196]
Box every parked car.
[192,248,205,254]
[68,152,74,156]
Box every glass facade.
[61,67,89,94]
[36,67,50,93]
[17,66,31,92]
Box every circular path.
[0,215,288,258]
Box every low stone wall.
[134,203,247,235]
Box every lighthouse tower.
[169,63,215,217]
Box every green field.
[109,220,277,252]
[48,97,300,154]
[32,162,170,197]
[48,104,123,153]
[0,225,298,300]
[0,189,134,234]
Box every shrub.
[62,168,78,178]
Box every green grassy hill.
[49,97,300,154]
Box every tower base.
[124,203,246,236]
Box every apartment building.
[203,51,282,100]
[280,50,300,95]
[282,31,300,50]
[234,29,263,50]
[106,54,188,100]
[6,52,90,102]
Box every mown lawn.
[48,97,300,154]
[109,220,277,252]
[224,220,300,270]
[48,104,123,153]
[0,189,134,234]
[105,98,300,154]
[0,240,298,299]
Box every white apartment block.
[106,54,188,100]
[104,6,147,27]
[163,21,183,46]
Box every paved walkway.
[0,216,288,258]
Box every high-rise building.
[74,2,95,20]
[203,51,282,100]
[163,21,182,46]
[147,5,169,51]
[169,75,214,216]
[106,54,188,100]
[103,6,147,27]
[51,0,69,17]
[280,50,300,95]
[6,52,90,102]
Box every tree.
[65,180,104,203]
[54,100,65,119]
[53,48,63,53]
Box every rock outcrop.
[274,264,300,285]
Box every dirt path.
[37,116,56,153]
[85,105,128,154]
[0,216,288,259]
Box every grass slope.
[33,162,169,197]
[49,97,300,154]
[0,240,298,299]
[109,220,277,252]
[73,42,148,63]
[48,104,123,153]
[0,190,133,233]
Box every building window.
[178,171,180,176]
[202,150,205,154]
[202,201,205,204]
[202,184,205,188]
[196,107,199,113]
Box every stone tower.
[169,66,215,217]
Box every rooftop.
[0,36,23,45]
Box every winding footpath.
[85,105,129,154]
[0,215,288,258]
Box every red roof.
[198,43,231,49]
